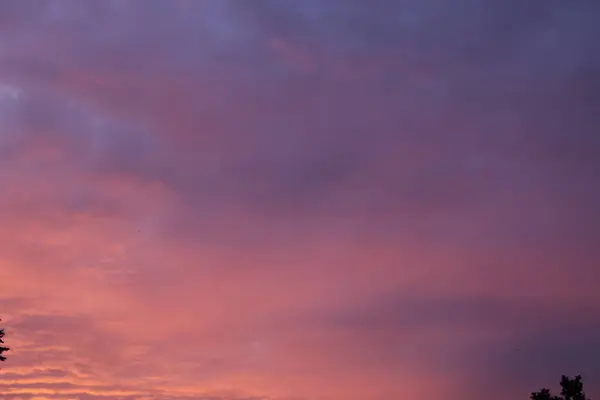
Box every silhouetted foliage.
[0,319,8,362]
[531,375,589,400]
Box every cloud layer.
[1,1,599,399]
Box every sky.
[0,1,599,399]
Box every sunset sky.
[1,1,599,399]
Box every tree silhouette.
[0,319,8,362]
[531,375,589,400]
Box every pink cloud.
[1,1,599,400]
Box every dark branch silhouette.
[0,319,8,362]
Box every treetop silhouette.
[531,375,589,400]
